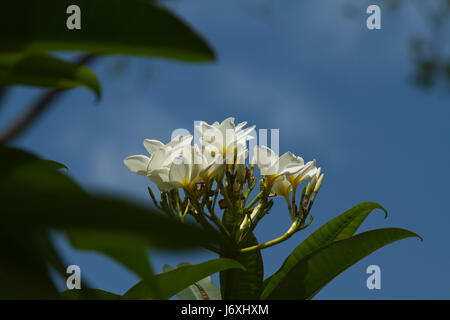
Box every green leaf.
[0,146,68,179]
[1,0,215,62]
[2,189,228,250]
[261,202,386,299]
[123,258,244,300]
[0,226,60,299]
[0,53,100,97]
[0,146,77,299]
[162,264,198,300]
[34,229,68,278]
[0,146,230,298]
[220,232,264,299]
[264,228,422,300]
[67,230,154,281]
[0,146,229,251]
[0,149,224,249]
[163,263,222,300]
[61,288,121,300]
[0,146,79,195]
[0,145,229,298]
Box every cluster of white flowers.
[125,117,325,250]
[124,117,322,199]
[253,145,319,199]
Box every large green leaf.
[163,263,222,300]
[261,202,386,298]
[0,227,60,299]
[123,258,244,300]
[0,146,229,298]
[264,228,422,300]
[0,0,215,62]
[61,288,121,300]
[0,147,228,251]
[0,146,68,179]
[2,187,229,250]
[162,264,198,300]
[0,53,100,96]
[67,230,154,280]
[34,229,68,278]
[0,147,76,299]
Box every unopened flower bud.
[314,173,324,194]
[305,175,318,197]
[315,167,321,179]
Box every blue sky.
[3,0,450,299]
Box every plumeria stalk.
[124,117,324,254]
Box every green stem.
[218,180,233,211]
[239,222,299,253]
[245,191,263,210]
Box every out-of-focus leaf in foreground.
[0,146,228,298]
[0,53,100,97]
[0,0,215,62]
[61,288,121,300]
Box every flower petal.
[271,177,292,197]
[143,139,164,155]
[123,155,150,175]
[148,168,175,191]
[254,145,279,175]
[169,158,190,187]
[278,152,304,172]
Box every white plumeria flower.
[271,176,292,199]
[287,159,318,189]
[196,117,255,164]
[199,144,226,182]
[169,145,208,190]
[253,145,318,196]
[124,135,193,191]
[253,146,304,178]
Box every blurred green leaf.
[0,53,100,97]
[261,202,386,298]
[123,258,244,300]
[0,146,229,299]
[35,229,68,278]
[0,146,229,251]
[61,288,120,300]
[1,188,229,250]
[0,227,60,299]
[163,263,222,300]
[0,0,215,62]
[0,147,75,299]
[0,146,67,178]
[264,228,422,300]
[67,230,154,280]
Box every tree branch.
[0,54,98,144]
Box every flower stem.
[245,191,263,210]
[239,222,299,253]
[218,180,234,211]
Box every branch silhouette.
[0,54,98,143]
